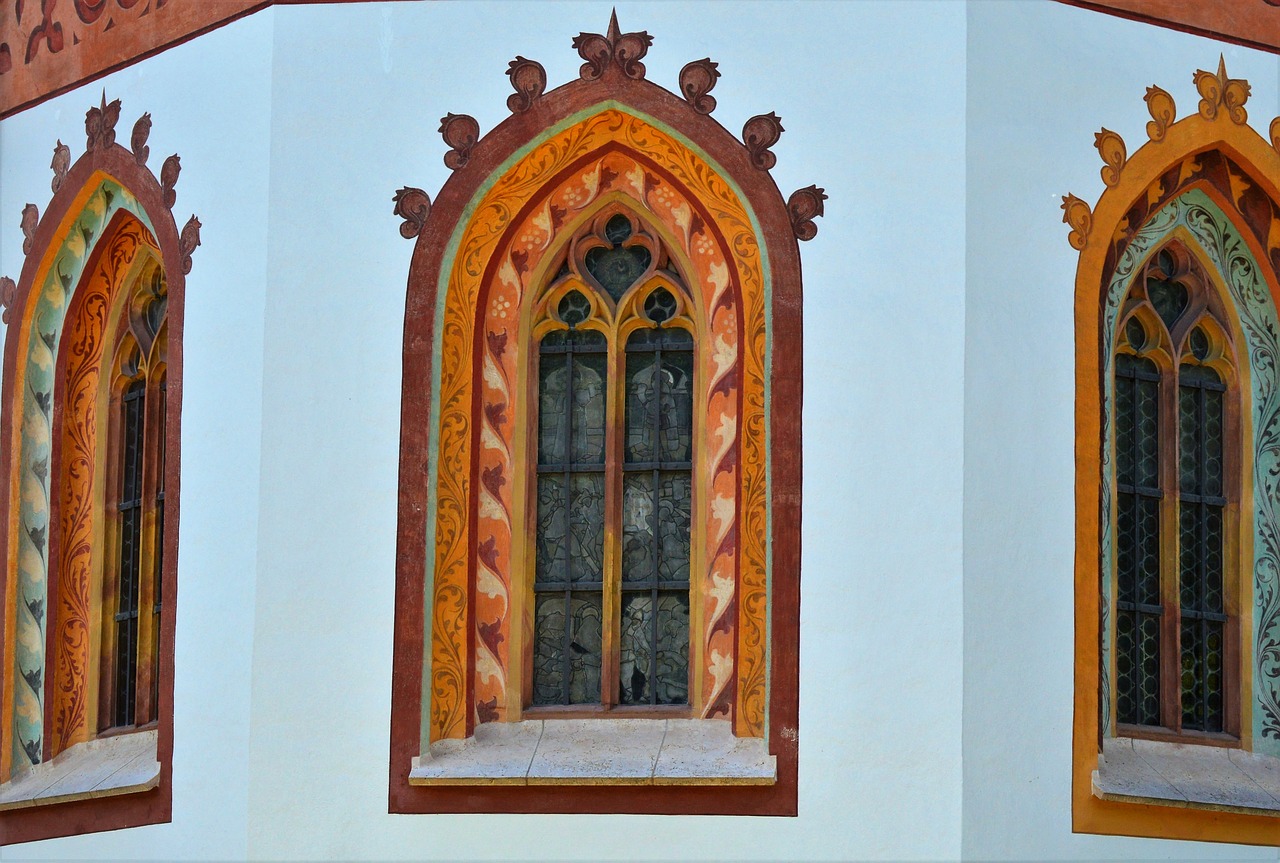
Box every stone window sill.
[409,718,776,786]
[0,729,159,811]
[1093,735,1280,816]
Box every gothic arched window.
[1112,244,1241,740]
[389,14,824,816]
[1067,60,1280,844]
[0,97,199,845]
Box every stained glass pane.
[622,473,656,585]
[1178,362,1227,733]
[1114,352,1162,728]
[657,473,692,583]
[533,592,602,705]
[114,380,146,728]
[533,327,607,706]
[1125,317,1147,352]
[1147,274,1187,330]
[618,591,690,705]
[585,242,652,301]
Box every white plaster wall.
[0,10,275,861]
[964,1,1280,859]
[245,1,965,860]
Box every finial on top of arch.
[573,9,653,81]
[85,90,121,151]
[1195,55,1250,124]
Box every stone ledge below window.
[1093,735,1280,816]
[0,729,159,811]
[409,718,776,786]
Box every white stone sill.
[0,728,159,811]
[410,718,776,786]
[1093,736,1280,816]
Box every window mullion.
[601,328,621,709]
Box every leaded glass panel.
[619,325,693,705]
[533,325,608,705]
[1178,361,1227,733]
[1114,354,1162,728]
[114,379,146,728]
[618,591,690,705]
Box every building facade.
[3,0,1280,858]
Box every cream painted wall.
[964,1,1280,859]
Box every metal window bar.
[1115,355,1161,727]
[623,327,691,706]
[1180,368,1226,733]
[114,381,146,728]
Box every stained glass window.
[1114,353,1162,727]
[1178,362,1226,733]
[531,217,693,710]
[113,378,147,728]
[621,294,693,705]
[1109,246,1239,739]
[107,280,168,730]
[533,322,608,705]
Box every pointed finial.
[1194,54,1250,123]
[607,8,621,41]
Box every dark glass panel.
[1189,327,1210,361]
[533,328,607,705]
[536,476,569,585]
[585,242,652,301]
[568,475,605,585]
[1177,361,1227,733]
[571,351,607,464]
[1147,273,1188,330]
[618,591,690,705]
[657,472,692,583]
[533,592,603,706]
[151,378,166,721]
[644,287,678,324]
[538,351,568,464]
[1114,353,1162,728]
[558,289,592,327]
[1125,317,1147,352]
[114,380,146,728]
[622,473,656,585]
[604,214,632,244]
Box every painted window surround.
[389,14,823,815]
[0,96,200,846]
[1067,59,1280,844]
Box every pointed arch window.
[102,266,168,732]
[0,97,198,845]
[530,212,695,711]
[389,13,823,816]
[1112,244,1240,741]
